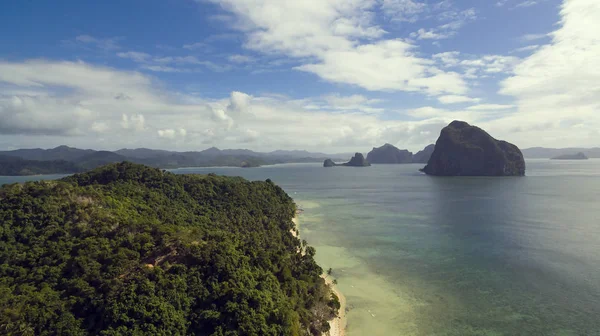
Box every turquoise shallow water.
[2,160,600,335]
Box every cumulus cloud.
[467,104,515,110]
[0,59,461,151]
[437,95,481,104]
[210,0,468,96]
[0,95,92,136]
[381,0,426,22]
[121,114,146,131]
[433,52,520,78]
[410,8,477,41]
[491,0,600,147]
[158,129,177,139]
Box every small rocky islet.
[323,153,371,167]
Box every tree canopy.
[0,162,338,335]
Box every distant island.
[551,152,588,160]
[366,144,413,163]
[422,120,526,176]
[0,162,341,335]
[366,143,435,164]
[413,144,436,164]
[0,145,351,176]
[323,153,371,167]
[521,147,600,159]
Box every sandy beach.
[322,274,347,336]
[292,212,347,336]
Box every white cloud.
[0,59,463,152]
[140,65,193,73]
[210,0,468,96]
[91,121,109,133]
[117,51,152,62]
[121,114,146,131]
[381,0,426,22]
[438,95,481,104]
[311,94,385,114]
[410,28,453,40]
[492,0,600,148]
[511,45,540,53]
[227,54,255,63]
[497,0,548,8]
[116,51,231,73]
[0,95,92,136]
[467,104,515,110]
[515,0,541,8]
[521,33,548,41]
[434,52,520,78]
[158,129,177,139]
[410,8,477,41]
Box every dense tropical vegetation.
[0,155,83,176]
[0,162,339,335]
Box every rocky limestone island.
[366,143,413,164]
[551,152,588,160]
[422,120,526,176]
[323,153,371,167]
[323,159,336,167]
[412,144,435,164]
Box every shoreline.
[322,274,347,336]
[292,212,347,336]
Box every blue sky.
[0,0,598,152]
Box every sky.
[0,0,598,153]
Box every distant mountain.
[114,148,173,159]
[0,145,94,161]
[363,143,434,164]
[0,155,82,176]
[551,152,588,160]
[0,145,354,175]
[366,144,413,164]
[522,147,600,159]
[75,151,129,170]
[413,144,435,164]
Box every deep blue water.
[2,159,599,335]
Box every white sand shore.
[291,216,299,238]
[292,212,347,336]
[322,274,347,336]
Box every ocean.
[2,159,599,335]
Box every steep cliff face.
[366,144,413,164]
[412,144,435,164]
[343,153,371,167]
[422,121,525,176]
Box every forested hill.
[0,162,339,335]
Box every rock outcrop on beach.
[323,159,336,167]
[366,144,413,164]
[324,153,370,167]
[551,152,588,160]
[422,121,526,176]
[412,144,435,164]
